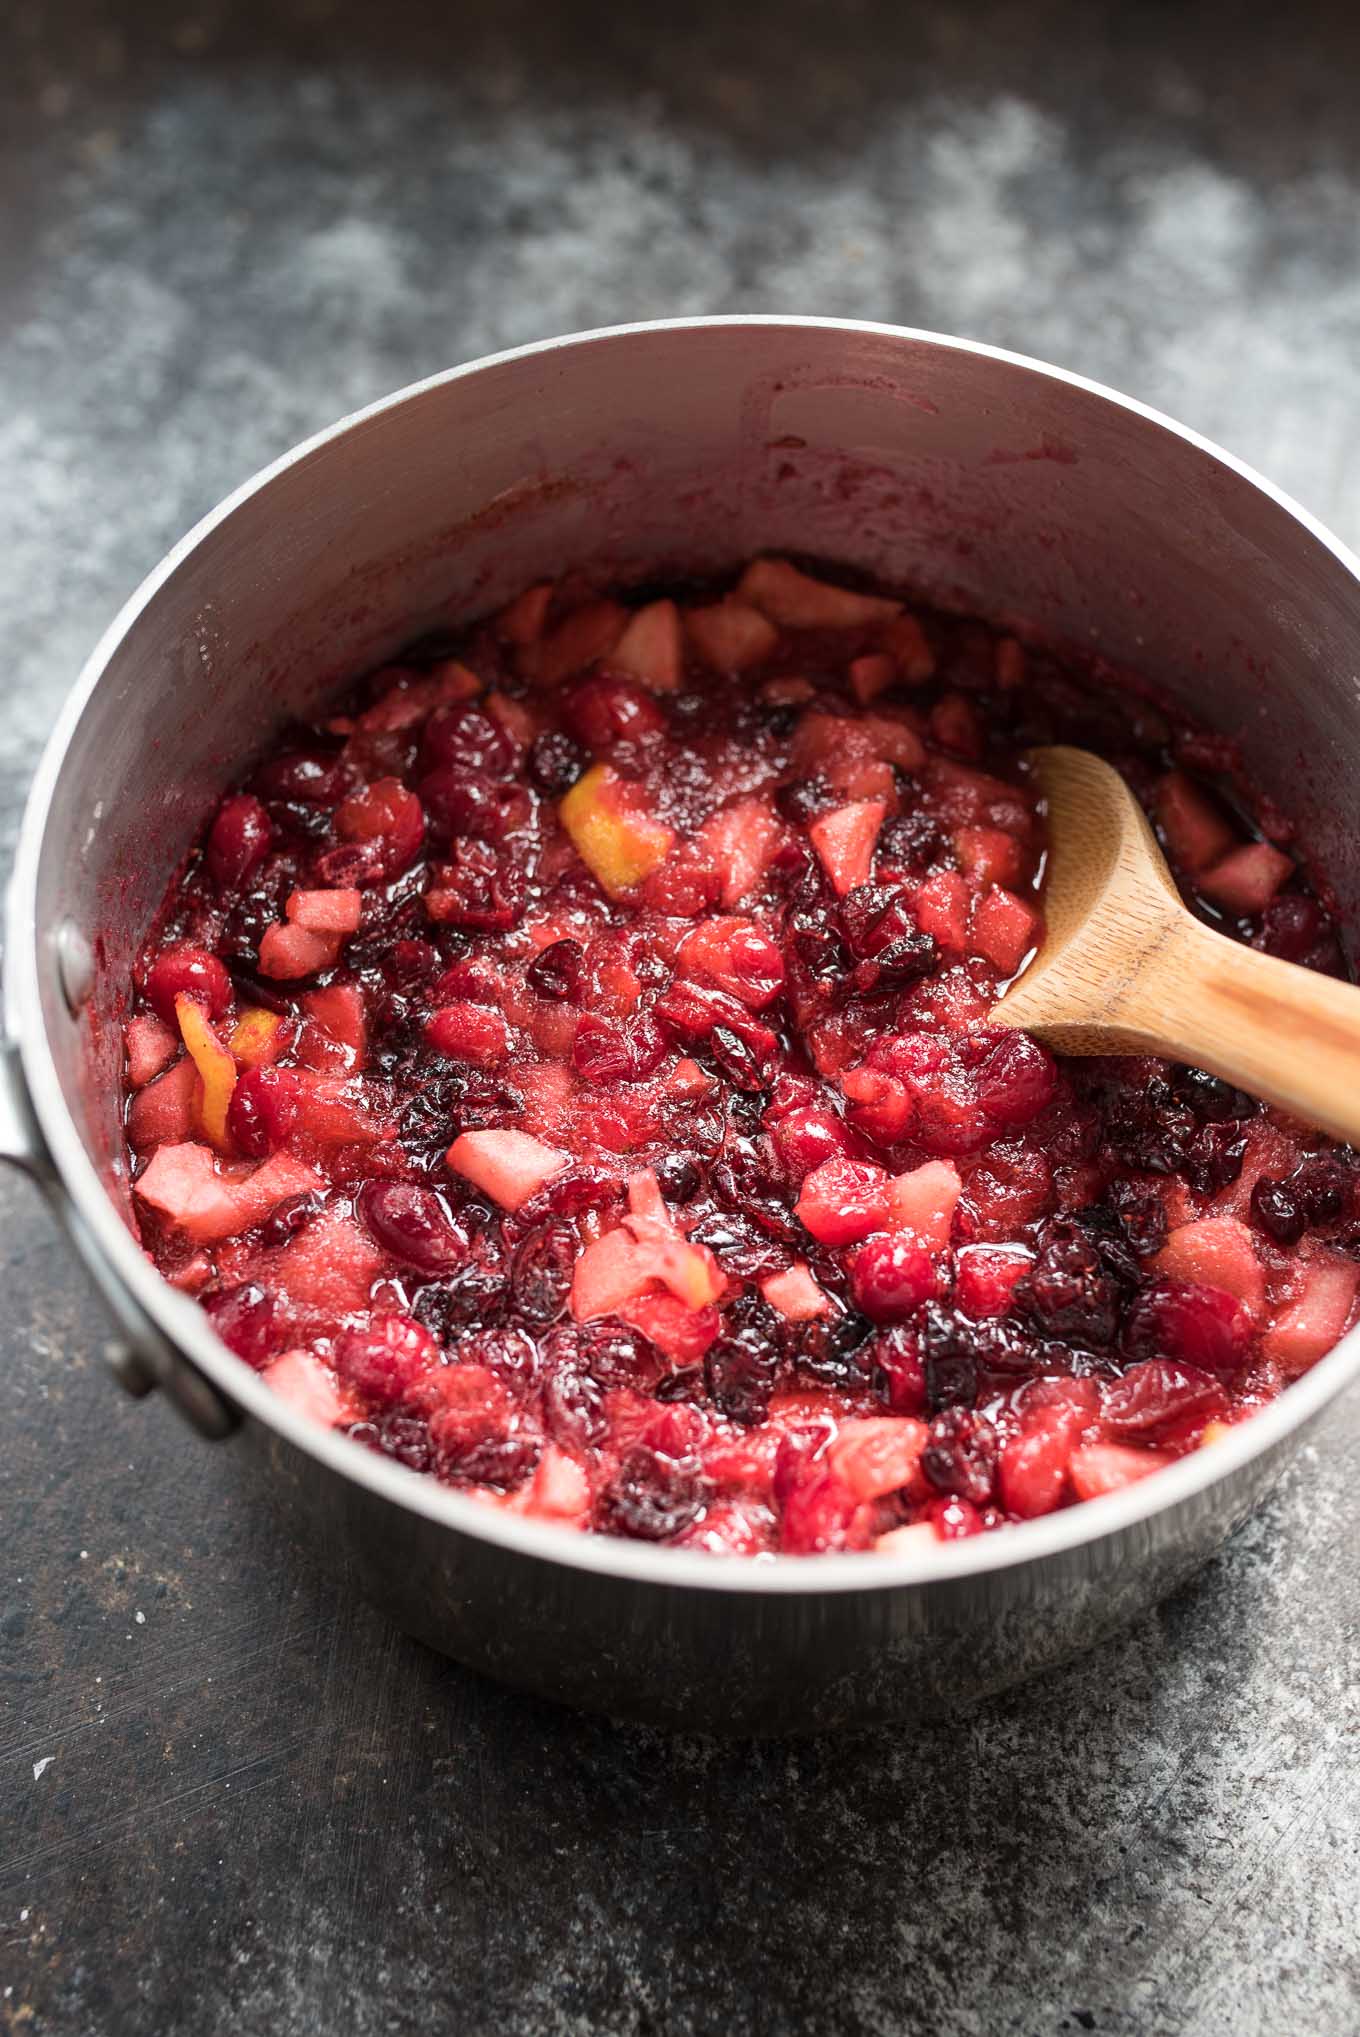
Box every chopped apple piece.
[1154,769,1236,875]
[1261,1253,1359,1376]
[886,1160,962,1251]
[448,1128,569,1210]
[287,887,363,934]
[829,1416,929,1501]
[694,796,785,908]
[134,1142,322,1243]
[259,921,342,980]
[848,653,896,705]
[611,599,683,692]
[520,1443,592,1524]
[125,1015,178,1088]
[880,612,936,682]
[685,597,778,672]
[1155,1217,1265,1318]
[1197,842,1294,915]
[1069,1443,1173,1500]
[737,557,901,629]
[970,885,1043,974]
[809,799,887,896]
[262,1350,350,1427]
[760,1263,833,1321]
[127,1056,199,1150]
[913,870,970,953]
[559,762,675,897]
[522,599,627,686]
[495,580,554,646]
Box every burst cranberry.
[1100,1358,1228,1440]
[204,1282,277,1367]
[998,1408,1082,1518]
[146,946,232,1026]
[795,1155,892,1246]
[1122,1278,1249,1378]
[419,768,510,841]
[227,1066,302,1157]
[851,1234,939,1323]
[526,939,587,1003]
[421,703,515,778]
[572,1014,668,1083]
[335,1315,441,1407]
[975,1032,1059,1126]
[358,1181,467,1275]
[426,839,527,931]
[425,1001,512,1067]
[335,777,425,876]
[207,794,272,889]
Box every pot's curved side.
[8,318,1360,1729]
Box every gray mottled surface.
[3,3,1360,2031]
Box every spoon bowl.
[994,745,1360,1147]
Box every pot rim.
[11,313,1360,1596]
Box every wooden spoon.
[991,745,1360,1146]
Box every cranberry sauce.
[122,557,1358,1556]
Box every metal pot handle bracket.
[0,950,238,1440]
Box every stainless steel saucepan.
[7,318,1360,1732]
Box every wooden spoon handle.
[1129,913,1360,1147]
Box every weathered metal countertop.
[3,3,1358,2031]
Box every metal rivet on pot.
[55,920,95,1014]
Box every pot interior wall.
[33,322,1360,1204]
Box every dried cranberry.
[576,1320,650,1388]
[1019,1222,1118,1346]
[256,1192,322,1247]
[438,1431,540,1490]
[573,1014,668,1084]
[1291,1153,1351,1225]
[600,1447,704,1540]
[921,1408,997,1504]
[653,1151,703,1203]
[465,1326,540,1393]
[709,1023,773,1092]
[1250,1176,1305,1245]
[508,1221,577,1325]
[527,728,586,795]
[1171,1065,1254,1122]
[704,1335,779,1426]
[1184,1123,1247,1196]
[542,1368,607,1450]
[1107,1179,1168,1258]
[871,1330,927,1416]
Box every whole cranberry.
[207,794,273,891]
[227,1067,302,1158]
[561,675,666,752]
[851,1234,939,1323]
[871,1330,927,1416]
[145,945,233,1027]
